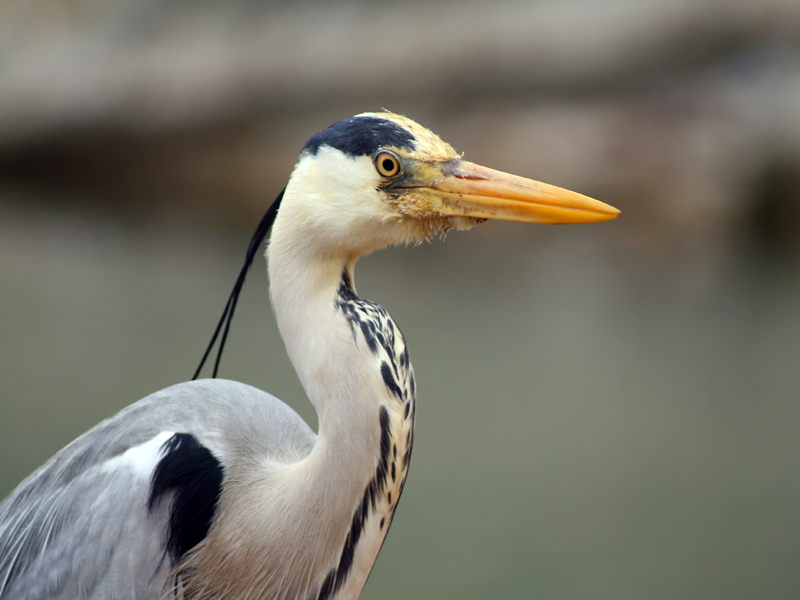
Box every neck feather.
[261,200,417,598]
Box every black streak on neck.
[317,407,393,600]
[334,272,407,403]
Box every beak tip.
[586,200,620,223]
[603,206,621,221]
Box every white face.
[281,146,418,256]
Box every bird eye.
[374,151,401,178]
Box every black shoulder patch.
[148,433,224,564]
[303,116,416,157]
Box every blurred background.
[1,0,799,598]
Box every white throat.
[261,168,417,599]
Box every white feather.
[99,431,175,479]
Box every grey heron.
[0,112,619,599]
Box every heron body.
[0,113,618,599]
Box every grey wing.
[0,379,316,600]
[0,447,174,599]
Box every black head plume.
[192,190,285,380]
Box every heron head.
[279,112,619,255]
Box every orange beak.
[407,159,619,224]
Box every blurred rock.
[0,0,799,265]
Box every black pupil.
[381,157,396,173]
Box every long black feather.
[148,434,224,563]
[192,189,285,380]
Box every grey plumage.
[0,380,315,599]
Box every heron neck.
[267,223,383,459]
[262,205,416,598]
